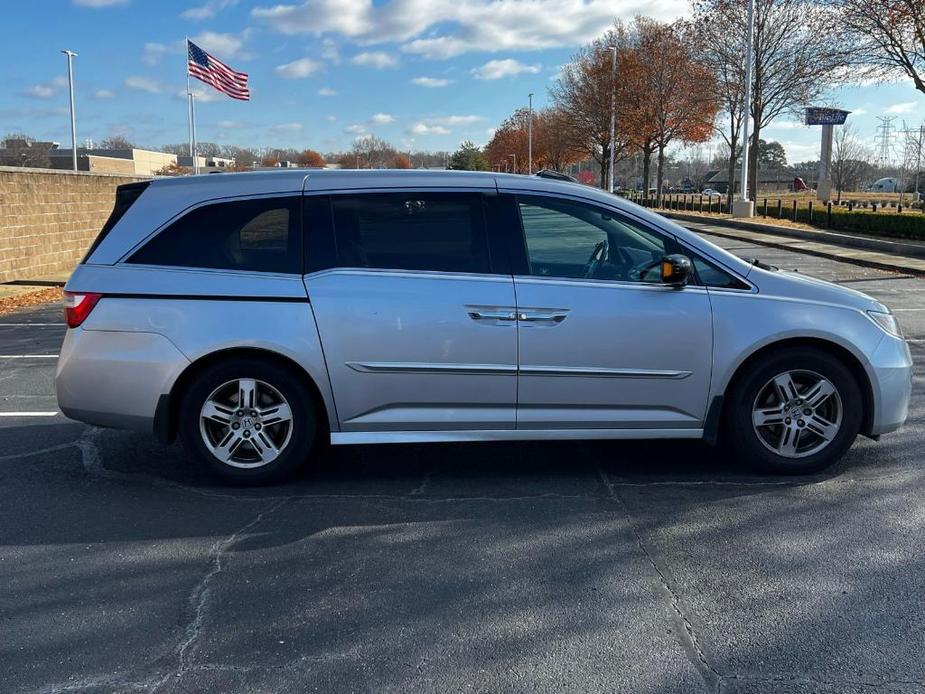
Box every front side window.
[129,196,300,274]
[330,193,490,274]
[516,196,668,282]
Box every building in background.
[0,138,60,168]
[49,148,177,176]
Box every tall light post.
[509,153,517,174]
[608,45,617,194]
[61,50,78,171]
[733,0,756,217]
[527,92,534,175]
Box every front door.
[508,194,713,431]
[304,191,518,432]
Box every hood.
[750,266,889,313]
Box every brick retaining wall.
[0,167,149,283]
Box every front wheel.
[178,358,318,484]
[726,348,863,475]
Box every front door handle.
[518,310,568,323]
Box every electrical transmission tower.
[875,116,896,168]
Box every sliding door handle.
[468,309,517,321]
[518,310,568,323]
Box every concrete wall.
[0,167,149,283]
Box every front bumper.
[868,334,914,436]
[55,328,189,431]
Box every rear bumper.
[55,328,189,432]
[868,335,914,436]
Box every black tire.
[178,357,318,484]
[725,347,863,475]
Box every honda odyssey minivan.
[56,170,912,483]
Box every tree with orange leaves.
[392,154,413,169]
[296,149,325,168]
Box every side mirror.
[660,254,693,287]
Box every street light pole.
[527,92,534,175]
[608,45,617,194]
[734,0,756,217]
[61,50,78,171]
[510,153,517,174]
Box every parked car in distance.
[701,188,721,197]
[57,170,913,484]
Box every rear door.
[502,193,714,431]
[303,191,518,433]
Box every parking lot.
[1,225,924,694]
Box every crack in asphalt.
[150,497,291,693]
[598,467,722,692]
[717,672,925,691]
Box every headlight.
[867,310,903,338]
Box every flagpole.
[186,38,199,175]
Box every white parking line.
[0,354,59,359]
[0,323,65,326]
[0,412,59,417]
[893,308,925,312]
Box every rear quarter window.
[128,196,301,274]
[83,181,150,262]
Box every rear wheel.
[726,348,863,475]
[178,358,317,484]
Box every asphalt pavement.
[1,226,923,694]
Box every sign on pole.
[805,108,850,126]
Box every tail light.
[63,291,102,328]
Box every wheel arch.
[155,346,332,444]
[715,337,875,439]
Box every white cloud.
[181,0,238,20]
[485,127,497,138]
[429,115,483,126]
[411,76,451,88]
[764,120,806,131]
[325,115,337,121]
[125,75,162,93]
[318,87,337,96]
[94,89,115,99]
[250,0,667,58]
[143,41,184,66]
[371,112,395,124]
[217,119,247,128]
[192,29,251,59]
[72,0,127,6]
[472,58,541,80]
[175,88,221,103]
[271,122,304,133]
[345,123,368,134]
[275,57,322,79]
[409,122,451,136]
[21,84,56,99]
[321,38,341,63]
[886,101,917,114]
[350,51,398,69]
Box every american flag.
[187,40,250,101]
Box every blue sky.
[1,0,923,162]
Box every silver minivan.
[56,170,913,483]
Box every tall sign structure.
[805,107,850,202]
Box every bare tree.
[831,124,873,200]
[691,0,850,200]
[351,135,396,169]
[99,135,136,150]
[833,0,925,95]
[690,4,745,208]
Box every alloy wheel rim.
[751,369,842,459]
[199,378,293,469]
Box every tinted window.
[129,196,300,274]
[691,255,750,289]
[517,196,667,282]
[84,181,150,262]
[330,193,490,274]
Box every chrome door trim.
[518,309,569,323]
[345,361,517,375]
[519,365,693,379]
[331,427,704,444]
[467,307,517,321]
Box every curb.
[661,212,925,276]
[661,211,925,259]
